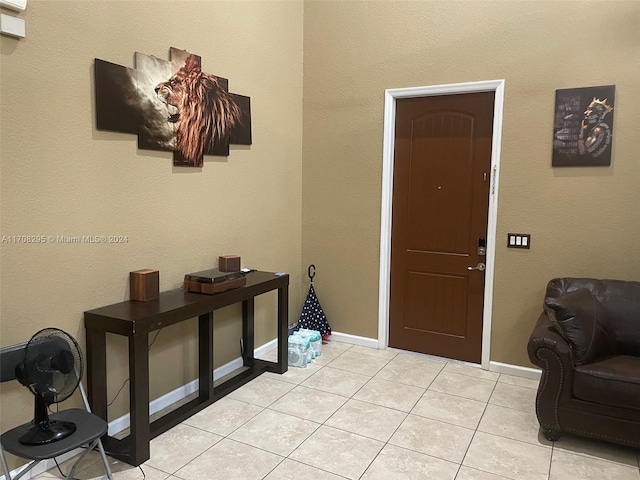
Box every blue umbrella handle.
[308,264,316,282]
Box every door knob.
[468,263,486,271]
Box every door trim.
[378,80,505,369]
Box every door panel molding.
[378,80,505,369]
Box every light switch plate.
[508,233,531,249]
[0,0,27,11]
[0,13,25,38]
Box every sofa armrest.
[528,312,572,363]
[527,312,575,430]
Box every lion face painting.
[95,47,251,168]
[155,54,242,167]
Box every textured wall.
[1,3,639,468]
[303,1,640,364]
[0,0,303,458]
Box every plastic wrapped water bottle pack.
[288,328,322,368]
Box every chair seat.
[0,409,108,460]
[574,355,640,411]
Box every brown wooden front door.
[389,92,494,363]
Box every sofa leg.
[542,428,561,442]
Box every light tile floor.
[35,341,640,480]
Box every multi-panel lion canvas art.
[95,47,251,167]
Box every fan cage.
[23,328,84,404]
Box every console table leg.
[198,312,214,400]
[129,333,150,465]
[86,329,107,421]
[276,286,289,374]
[242,299,255,367]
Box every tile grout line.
[548,439,555,480]
[454,375,501,480]
[266,348,489,479]
[275,346,424,479]
[258,344,355,479]
[354,359,412,480]
[74,351,500,479]
[325,350,391,480]
[228,351,629,479]
[358,363,468,479]
[281,370,374,480]
[90,344,634,480]
[165,366,303,480]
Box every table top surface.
[84,271,289,331]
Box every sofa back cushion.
[546,278,640,357]
[544,287,617,365]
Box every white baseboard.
[330,333,541,382]
[108,338,278,436]
[489,361,541,380]
[328,331,379,349]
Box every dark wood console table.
[84,270,288,466]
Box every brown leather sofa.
[527,277,640,448]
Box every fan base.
[19,420,77,445]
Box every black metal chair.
[0,341,113,480]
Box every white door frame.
[378,79,505,369]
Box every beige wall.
[1,0,639,468]
[0,0,303,459]
[302,1,640,365]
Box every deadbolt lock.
[478,238,486,256]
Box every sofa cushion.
[574,355,640,411]
[545,288,616,365]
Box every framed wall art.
[552,85,615,167]
[95,47,252,168]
